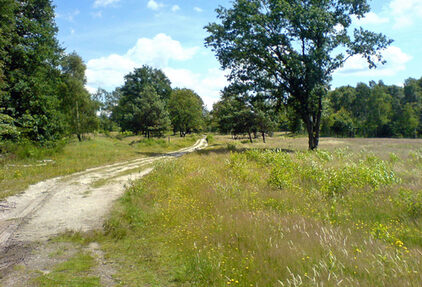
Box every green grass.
[0,133,199,199]
[32,252,100,287]
[99,135,422,286]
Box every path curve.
[0,138,207,272]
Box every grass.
[0,133,199,199]
[99,135,422,286]
[32,252,100,287]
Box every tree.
[250,95,277,143]
[114,85,170,138]
[168,88,205,137]
[93,88,120,132]
[1,0,65,143]
[121,66,172,104]
[205,0,392,150]
[113,67,172,137]
[0,0,14,94]
[60,52,98,141]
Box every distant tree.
[169,88,205,137]
[113,67,172,137]
[60,52,98,141]
[250,96,277,143]
[114,85,170,138]
[205,0,392,150]
[93,88,120,132]
[330,108,354,137]
[121,66,172,104]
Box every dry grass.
[101,135,422,286]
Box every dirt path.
[0,138,207,276]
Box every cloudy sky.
[53,0,422,108]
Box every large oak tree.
[205,0,392,150]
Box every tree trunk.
[300,89,323,151]
[262,132,266,143]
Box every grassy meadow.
[100,134,422,286]
[0,133,199,199]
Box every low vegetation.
[101,135,422,286]
[0,133,199,199]
[33,252,100,287]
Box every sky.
[53,0,422,108]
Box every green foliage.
[1,0,65,143]
[325,79,422,138]
[113,67,171,137]
[120,65,171,103]
[212,88,278,143]
[60,52,99,141]
[0,108,19,140]
[205,0,392,149]
[169,88,205,136]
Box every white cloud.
[147,0,164,10]
[126,34,198,66]
[86,34,226,108]
[194,7,203,12]
[352,12,389,25]
[337,46,412,77]
[171,5,180,12]
[163,67,228,109]
[93,0,120,8]
[389,0,422,28]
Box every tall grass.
[102,143,422,286]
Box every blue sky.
[53,0,422,108]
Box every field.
[0,134,199,199]
[100,134,422,286]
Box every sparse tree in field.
[169,88,205,137]
[205,0,392,150]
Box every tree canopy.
[0,0,65,143]
[168,88,205,137]
[113,67,172,137]
[205,0,392,149]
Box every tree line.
[0,0,97,147]
[322,79,421,138]
[0,0,206,151]
[94,65,206,139]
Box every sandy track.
[0,138,207,272]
